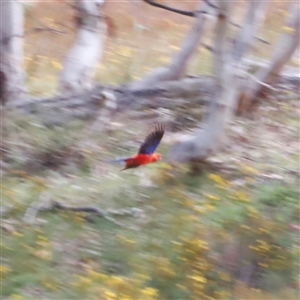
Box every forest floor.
[2,83,299,300]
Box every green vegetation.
[3,100,299,299]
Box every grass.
[3,97,300,299]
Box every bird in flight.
[109,123,165,171]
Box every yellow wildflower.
[4,190,17,196]
[158,56,169,63]
[240,224,251,230]
[258,262,269,268]
[205,194,220,201]
[137,273,151,281]
[9,295,23,299]
[51,61,62,70]
[283,26,295,34]
[88,270,108,280]
[258,227,269,233]
[181,198,194,207]
[12,232,23,237]
[239,164,260,174]
[34,249,52,260]
[0,265,11,274]
[234,191,250,202]
[169,45,180,50]
[141,287,159,297]
[81,149,92,154]
[103,289,117,300]
[208,174,227,185]
[109,276,125,286]
[160,162,173,170]
[204,204,216,211]
[278,9,288,16]
[195,240,209,250]
[176,284,188,290]
[187,275,207,283]
[249,245,259,251]
[193,206,206,214]
[219,272,231,282]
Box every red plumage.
[109,123,165,171]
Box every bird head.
[152,153,162,162]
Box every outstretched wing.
[138,123,165,154]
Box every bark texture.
[168,0,269,163]
[245,3,300,102]
[59,0,107,96]
[0,0,27,104]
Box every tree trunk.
[240,2,300,111]
[130,0,215,90]
[59,0,107,96]
[168,0,269,163]
[0,0,27,104]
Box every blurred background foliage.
[2,1,300,299]
[23,0,297,96]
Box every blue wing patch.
[138,123,165,154]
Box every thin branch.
[23,200,124,226]
[203,0,219,10]
[230,21,270,44]
[23,197,146,227]
[0,26,65,45]
[0,5,66,45]
[239,70,278,91]
[203,43,214,52]
[143,0,196,17]
[143,0,219,15]
[27,26,65,35]
[142,0,269,45]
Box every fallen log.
[6,72,299,121]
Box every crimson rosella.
[109,123,165,171]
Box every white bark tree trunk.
[59,0,107,96]
[246,3,300,102]
[168,0,269,163]
[130,0,215,90]
[0,0,27,104]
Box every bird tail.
[107,156,130,163]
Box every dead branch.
[142,0,269,44]
[131,0,211,89]
[26,26,66,35]
[8,76,215,117]
[0,24,65,45]
[23,200,124,226]
[7,70,298,119]
[143,0,198,17]
[52,202,105,216]
[143,0,219,16]
[239,70,278,91]
[231,22,269,44]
